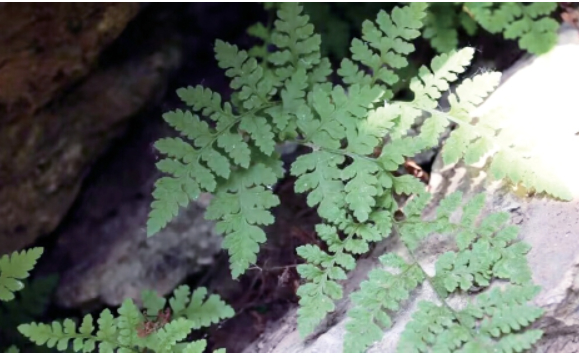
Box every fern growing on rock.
[18,285,233,353]
[344,192,543,352]
[147,2,569,352]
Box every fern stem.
[296,140,382,166]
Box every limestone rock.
[245,24,579,353]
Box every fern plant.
[147,2,568,352]
[18,285,234,353]
[344,192,543,352]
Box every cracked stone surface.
[244,24,579,353]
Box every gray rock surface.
[245,24,579,353]
[42,109,222,308]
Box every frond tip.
[0,247,43,302]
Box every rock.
[0,3,139,114]
[0,3,140,254]
[45,108,223,308]
[244,24,579,353]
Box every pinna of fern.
[0,247,43,302]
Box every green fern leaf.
[0,247,43,302]
[435,70,570,199]
[205,159,283,277]
[344,254,425,353]
[398,301,456,353]
[291,151,346,222]
[117,298,144,350]
[338,2,428,99]
[269,3,325,82]
[170,286,234,329]
[342,160,381,222]
[147,318,195,353]
[466,3,558,55]
[95,310,117,353]
[142,290,166,316]
[182,339,207,353]
[423,3,460,53]
[495,330,543,353]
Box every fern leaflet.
[0,247,43,302]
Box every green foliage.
[146,1,568,353]
[282,3,559,58]
[18,286,233,353]
[0,247,43,302]
[419,3,558,55]
[398,285,543,353]
[345,192,542,353]
[423,3,478,53]
[344,253,425,353]
[465,3,558,55]
[0,275,58,350]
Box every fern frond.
[465,2,558,54]
[346,191,542,353]
[396,47,474,141]
[269,2,330,84]
[116,299,146,350]
[168,286,234,329]
[18,309,122,353]
[0,247,43,302]
[423,3,461,53]
[205,157,283,277]
[291,151,346,222]
[146,318,195,353]
[338,2,428,99]
[344,253,425,352]
[437,71,571,200]
[141,290,166,316]
[181,339,207,353]
[398,285,543,353]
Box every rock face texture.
[0,3,141,254]
[244,24,579,353]
[46,115,222,308]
